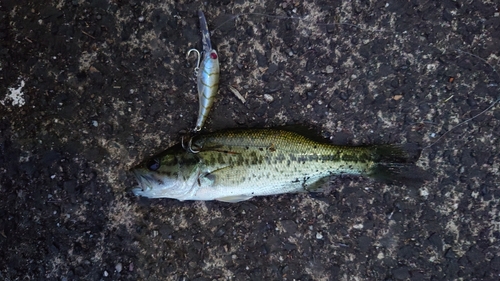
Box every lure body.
[189,10,220,132]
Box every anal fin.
[304,176,330,192]
[216,195,253,203]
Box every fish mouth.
[132,170,155,196]
[131,168,185,199]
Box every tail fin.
[367,145,429,185]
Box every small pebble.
[115,262,122,273]
[420,188,429,197]
[393,94,403,101]
[103,271,108,277]
[325,65,334,74]
[263,94,274,103]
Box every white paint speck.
[1,80,26,107]
[353,223,364,230]
[316,232,323,239]
[471,191,479,199]
[420,188,429,198]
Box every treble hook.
[181,135,187,150]
[181,135,200,154]
[186,49,201,77]
[187,137,199,154]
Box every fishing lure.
[187,10,220,132]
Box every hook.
[181,135,200,154]
[186,48,201,77]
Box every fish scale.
[191,130,375,196]
[132,128,415,202]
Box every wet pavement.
[1,0,499,280]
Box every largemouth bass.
[132,129,417,203]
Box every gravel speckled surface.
[1,0,499,280]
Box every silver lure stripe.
[194,10,220,132]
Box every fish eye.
[147,158,161,171]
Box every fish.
[187,10,220,132]
[131,128,420,203]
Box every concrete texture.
[1,0,499,280]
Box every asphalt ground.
[1,0,499,280]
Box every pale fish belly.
[187,148,370,202]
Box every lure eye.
[210,51,218,60]
[147,158,161,171]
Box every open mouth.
[132,170,154,192]
[132,170,167,193]
[132,174,155,197]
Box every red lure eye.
[210,52,218,59]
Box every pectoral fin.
[215,195,253,203]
